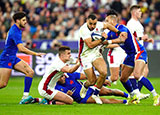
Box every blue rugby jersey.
[0,24,23,58]
[107,24,146,55]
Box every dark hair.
[107,9,118,17]
[12,11,26,22]
[59,46,70,55]
[87,14,97,20]
[130,5,140,12]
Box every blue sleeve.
[118,25,128,33]
[55,84,68,93]
[107,31,112,40]
[67,72,81,80]
[12,32,23,45]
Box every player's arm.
[17,43,46,57]
[61,61,80,73]
[106,44,119,48]
[79,73,87,80]
[140,34,154,44]
[84,37,104,48]
[103,32,127,45]
[103,22,121,35]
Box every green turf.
[0,77,160,115]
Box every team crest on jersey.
[61,88,64,91]
[70,80,74,84]
[8,62,12,66]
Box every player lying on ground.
[32,72,130,105]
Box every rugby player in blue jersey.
[0,12,45,104]
[102,10,160,106]
[38,72,129,105]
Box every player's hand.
[36,53,46,57]
[103,80,111,86]
[142,34,148,41]
[147,38,154,44]
[67,90,73,96]
[101,32,108,39]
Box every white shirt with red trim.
[127,18,144,45]
[39,55,69,89]
[78,21,104,58]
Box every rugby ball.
[91,32,102,41]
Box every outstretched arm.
[17,43,46,57]
[103,32,127,45]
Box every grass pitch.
[0,77,160,115]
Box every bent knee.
[0,82,8,88]
[66,98,73,104]
[111,75,119,82]
[99,71,107,77]
[120,77,127,82]
[26,69,34,77]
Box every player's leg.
[80,67,97,98]
[83,67,97,88]
[53,91,73,104]
[138,63,149,91]
[100,98,127,104]
[93,57,107,90]
[0,68,12,88]
[99,86,129,98]
[133,60,159,105]
[14,59,34,102]
[120,65,137,98]
[108,67,120,82]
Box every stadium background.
[0,0,160,77]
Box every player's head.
[58,74,66,84]
[13,11,27,28]
[105,10,118,25]
[130,5,142,19]
[59,46,71,62]
[87,14,97,31]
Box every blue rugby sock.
[129,78,138,90]
[123,100,127,104]
[24,77,33,93]
[138,81,143,91]
[138,76,154,92]
[123,92,129,98]
[121,80,133,93]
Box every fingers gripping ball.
[91,32,102,41]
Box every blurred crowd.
[0,0,160,45]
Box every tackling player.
[38,46,80,104]
[103,10,160,106]
[0,12,45,104]
[39,72,129,105]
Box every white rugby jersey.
[39,55,70,90]
[78,21,104,58]
[127,18,144,45]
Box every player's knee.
[99,71,107,77]
[111,75,119,82]
[66,98,73,104]
[120,77,127,82]
[0,81,8,88]
[26,69,34,77]
[89,79,96,86]
[133,72,140,80]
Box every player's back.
[0,24,22,57]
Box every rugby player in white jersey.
[78,13,122,104]
[127,5,154,100]
[38,46,80,104]
[104,22,127,85]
